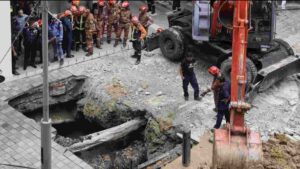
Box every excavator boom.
[213,1,263,168]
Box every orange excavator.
[146,0,300,168]
[212,1,263,168]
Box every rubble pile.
[261,134,300,169]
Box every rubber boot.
[107,37,111,44]
[113,39,119,47]
[96,38,101,49]
[86,48,93,57]
[122,39,127,47]
[135,58,141,65]
[82,44,87,52]
[75,44,79,51]
[131,51,138,58]
[59,59,64,66]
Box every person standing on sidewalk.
[61,10,74,58]
[179,53,201,101]
[13,9,28,55]
[115,1,132,47]
[94,1,106,49]
[146,0,156,15]
[172,0,181,12]
[106,0,121,44]
[49,15,64,65]
[130,16,147,65]
[74,6,87,51]
[23,18,38,70]
[138,5,154,33]
[84,9,96,56]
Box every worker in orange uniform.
[115,1,132,47]
[138,5,153,33]
[208,66,224,112]
[106,0,120,44]
[129,16,147,65]
[94,0,106,49]
[83,9,96,56]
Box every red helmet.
[122,1,129,8]
[64,10,72,17]
[109,0,116,5]
[131,16,139,24]
[70,5,77,13]
[98,0,105,7]
[139,5,148,12]
[72,0,80,6]
[208,66,220,76]
[37,19,42,26]
[78,6,86,14]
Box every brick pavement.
[0,69,93,169]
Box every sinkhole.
[8,76,181,169]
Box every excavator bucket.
[212,129,263,169]
[247,55,300,102]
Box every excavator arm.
[212,1,263,168]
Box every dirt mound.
[262,134,300,169]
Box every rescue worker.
[61,10,74,58]
[179,53,201,101]
[130,16,147,65]
[106,0,120,44]
[70,5,78,50]
[72,0,80,7]
[74,6,87,51]
[94,0,106,49]
[23,18,38,70]
[213,77,230,129]
[84,9,96,56]
[138,5,153,33]
[208,66,224,112]
[49,15,64,65]
[115,1,132,47]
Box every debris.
[68,118,146,153]
[156,91,164,96]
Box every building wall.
[0,1,12,80]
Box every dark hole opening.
[22,100,104,138]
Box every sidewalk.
[8,42,134,83]
[0,41,137,169]
[0,69,93,169]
